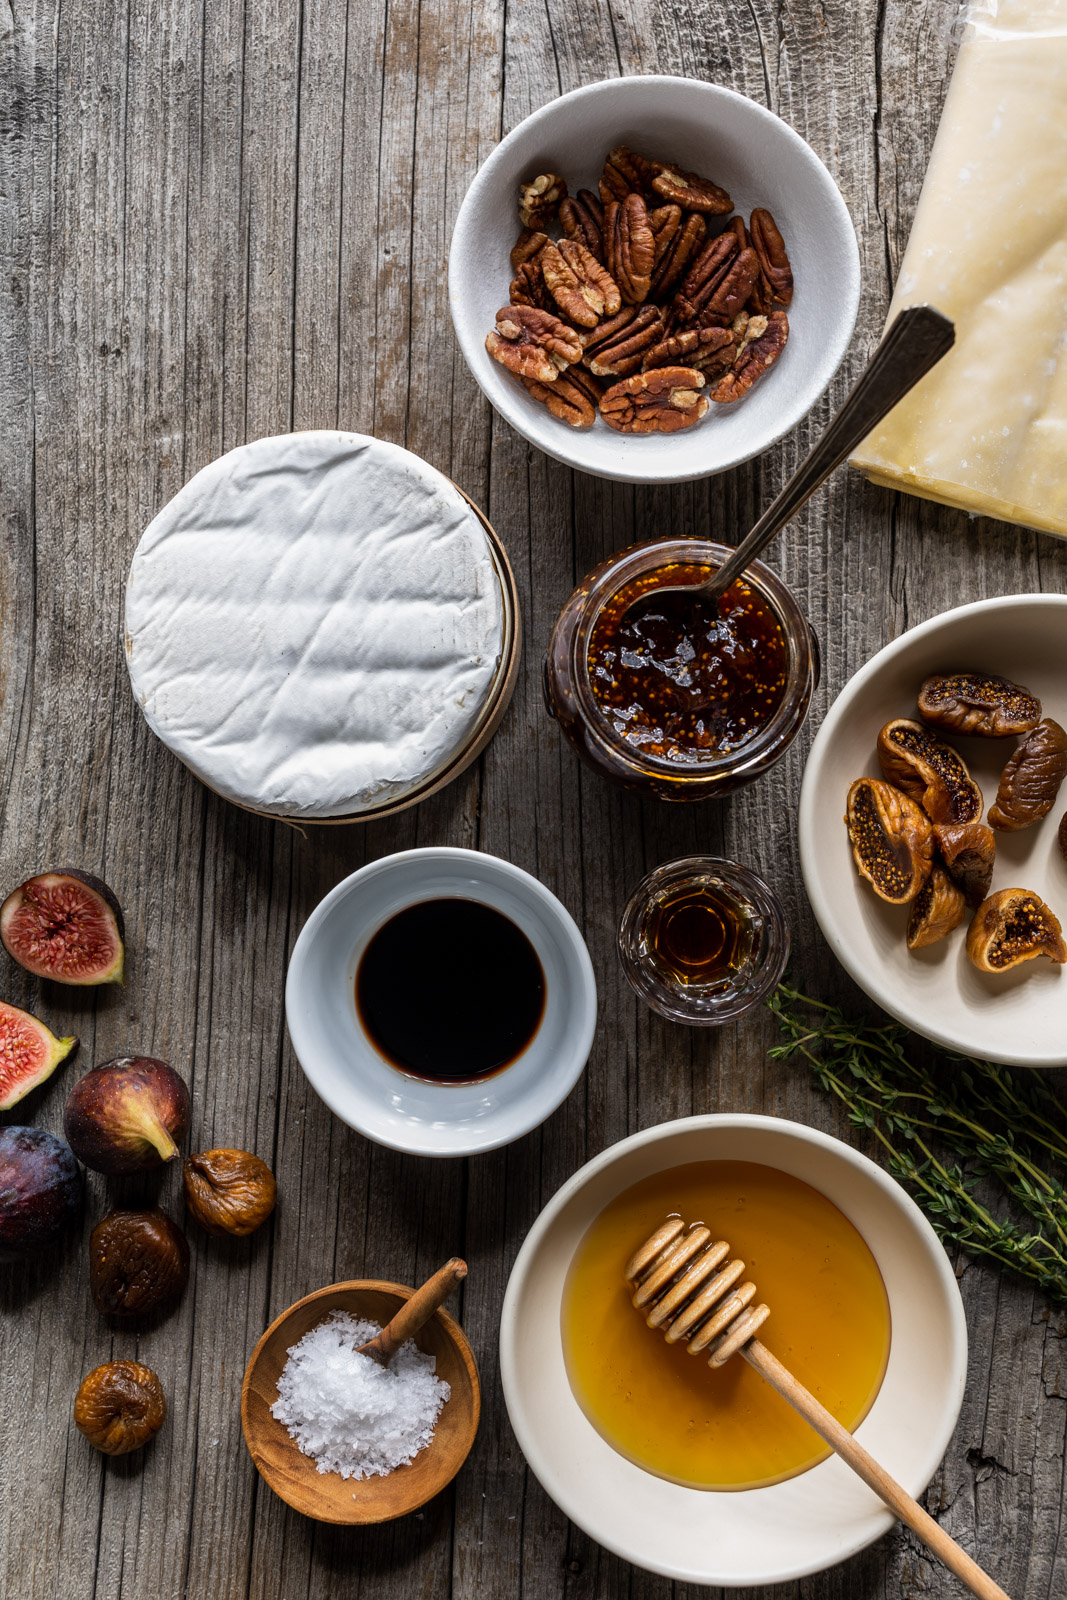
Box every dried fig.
[988,719,1067,831]
[183,1148,277,1237]
[845,778,933,904]
[89,1207,189,1317]
[917,672,1041,738]
[1060,811,1067,863]
[966,889,1067,973]
[877,718,983,826]
[74,1361,166,1455]
[907,864,967,950]
[934,821,996,908]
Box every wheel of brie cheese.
[125,431,516,820]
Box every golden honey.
[561,1160,891,1490]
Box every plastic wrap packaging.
[850,1,1067,537]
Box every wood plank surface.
[1,0,1065,1596]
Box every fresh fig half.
[64,1057,189,1175]
[0,870,125,986]
[0,1001,77,1110]
[0,1126,83,1262]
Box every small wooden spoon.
[357,1257,468,1366]
[628,1218,1011,1600]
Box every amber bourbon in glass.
[618,857,789,1024]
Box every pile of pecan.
[483,145,793,435]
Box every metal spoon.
[628,304,955,612]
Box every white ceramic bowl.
[800,594,1067,1068]
[500,1114,967,1587]
[285,848,597,1156]
[449,75,860,484]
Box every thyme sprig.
[767,983,1067,1305]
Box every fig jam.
[586,565,788,763]
[356,898,545,1083]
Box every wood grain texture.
[2,0,1065,1596]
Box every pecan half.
[603,194,655,304]
[582,306,665,377]
[521,365,601,428]
[648,212,707,301]
[598,144,658,204]
[559,190,604,261]
[600,366,709,434]
[541,239,621,328]
[510,227,548,273]
[485,304,582,383]
[651,162,732,215]
[701,247,761,322]
[749,208,793,306]
[649,204,683,265]
[642,325,734,374]
[509,257,551,310]
[670,233,739,327]
[708,310,789,402]
[518,172,567,228]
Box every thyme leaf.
[767,983,1067,1305]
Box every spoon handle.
[708,303,955,598]
[744,1338,1011,1600]
[360,1257,468,1368]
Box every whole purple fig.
[0,1127,83,1262]
[64,1057,190,1175]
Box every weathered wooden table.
[2,1,1065,1595]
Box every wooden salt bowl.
[241,1279,480,1524]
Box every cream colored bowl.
[799,594,1067,1067]
[499,1114,966,1587]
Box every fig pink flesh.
[0,1002,77,1110]
[0,872,124,986]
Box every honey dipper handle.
[358,1258,468,1368]
[743,1340,1011,1600]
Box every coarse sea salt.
[271,1310,450,1481]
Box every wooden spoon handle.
[359,1258,468,1367]
[744,1339,1011,1600]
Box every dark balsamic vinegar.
[356,898,546,1082]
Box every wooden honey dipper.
[627,1218,1011,1600]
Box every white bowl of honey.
[499,1114,967,1586]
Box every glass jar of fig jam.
[543,539,819,801]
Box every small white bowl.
[500,1114,967,1587]
[285,848,597,1156]
[800,594,1067,1068]
[449,75,860,484]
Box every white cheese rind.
[125,432,505,817]
[849,0,1067,538]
